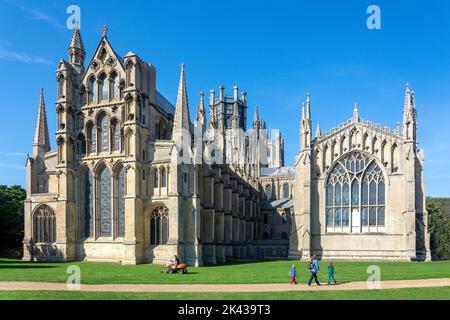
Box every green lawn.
[1,258,450,285]
[1,286,450,300]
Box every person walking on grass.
[289,265,298,285]
[307,254,321,286]
[327,260,336,284]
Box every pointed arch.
[326,151,386,232]
[96,163,112,237]
[80,166,94,238]
[392,144,400,173]
[110,70,119,99]
[114,164,126,237]
[149,205,169,245]
[33,204,56,243]
[97,112,110,152]
[88,76,97,103]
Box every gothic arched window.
[87,122,96,154]
[326,152,385,231]
[110,71,119,99]
[33,205,56,243]
[98,73,108,101]
[83,169,93,238]
[77,133,86,157]
[153,168,159,188]
[98,166,112,237]
[117,166,126,237]
[161,167,167,188]
[282,183,290,198]
[111,119,120,152]
[88,77,97,103]
[150,206,169,245]
[265,184,272,200]
[97,113,110,152]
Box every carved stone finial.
[102,25,108,36]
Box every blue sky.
[0,0,449,197]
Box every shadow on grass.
[0,265,56,269]
[0,259,26,264]
[202,260,287,268]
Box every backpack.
[307,261,313,270]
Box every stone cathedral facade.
[23,27,430,265]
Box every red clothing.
[290,276,297,284]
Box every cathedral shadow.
[204,259,284,267]
[0,265,56,269]
[312,181,323,259]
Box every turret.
[402,83,417,142]
[67,26,85,74]
[300,93,312,150]
[353,102,359,123]
[209,89,216,129]
[232,86,240,129]
[195,91,206,134]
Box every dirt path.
[1,278,450,292]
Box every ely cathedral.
[23,26,430,265]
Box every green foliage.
[0,185,26,255]
[427,197,450,260]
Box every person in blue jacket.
[307,254,321,286]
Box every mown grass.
[1,286,450,300]
[1,258,450,285]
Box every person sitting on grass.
[327,260,336,284]
[307,254,321,286]
[289,265,298,285]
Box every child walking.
[327,260,336,284]
[289,265,297,285]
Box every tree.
[0,185,26,256]
[427,197,450,260]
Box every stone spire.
[353,102,359,122]
[196,91,206,119]
[195,91,206,138]
[305,92,311,120]
[172,63,191,141]
[68,26,85,72]
[32,88,51,157]
[253,105,260,129]
[300,93,312,151]
[209,89,216,129]
[315,122,321,138]
[402,83,417,141]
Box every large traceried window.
[117,166,126,237]
[98,166,112,237]
[150,206,169,245]
[83,170,93,238]
[326,152,385,232]
[33,205,56,243]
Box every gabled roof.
[156,90,175,115]
[260,166,295,178]
[81,29,125,82]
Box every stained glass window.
[326,152,386,231]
